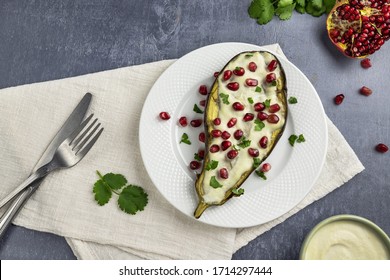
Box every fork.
[0,114,103,236]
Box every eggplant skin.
[194,51,288,219]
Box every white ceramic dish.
[139,42,328,228]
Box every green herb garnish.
[237,137,251,148]
[193,104,204,114]
[210,176,223,189]
[264,99,271,108]
[288,134,298,146]
[232,188,245,196]
[253,158,261,168]
[271,81,277,87]
[194,153,202,161]
[255,170,267,180]
[220,93,230,105]
[248,97,254,104]
[288,96,298,104]
[205,160,219,171]
[245,53,254,58]
[93,171,148,215]
[297,134,306,143]
[180,133,191,145]
[254,119,265,131]
[255,86,262,93]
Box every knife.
[0,93,92,238]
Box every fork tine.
[76,127,104,157]
[74,122,101,154]
[71,118,98,149]
[68,114,94,145]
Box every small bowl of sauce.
[300,215,390,260]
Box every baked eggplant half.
[194,51,288,218]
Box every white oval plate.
[139,42,328,228]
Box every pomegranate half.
[327,0,390,58]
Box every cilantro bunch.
[248,0,336,25]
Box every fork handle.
[0,184,38,239]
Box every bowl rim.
[299,214,390,260]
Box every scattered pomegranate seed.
[199,85,208,95]
[189,161,201,170]
[227,149,238,159]
[361,58,372,69]
[190,119,202,127]
[268,104,281,113]
[178,116,188,127]
[159,112,170,120]
[227,82,239,91]
[219,168,229,179]
[233,67,245,76]
[267,114,279,124]
[223,70,232,80]
[261,163,272,172]
[259,136,268,148]
[200,100,206,107]
[227,118,237,128]
[267,60,278,71]
[221,131,231,139]
[248,148,259,157]
[234,129,243,140]
[243,113,255,122]
[248,62,257,72]
[210,144,220,153]
[198,149,205,159]
[245,78,258,87]
[211,129,222,138]
[254,102,265,112]
[214,71,219,78]
[265,73,276,83]
[257,112,268,121]
[198,132,206,142]
[213,118,221,125]
[221,140,232,151]
[232,102,245,111]
[334,94,345,105]
[376,143,388,153]
[360,86,373,96]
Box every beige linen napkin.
[0,44,364,259]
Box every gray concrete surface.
[0,0,389,260]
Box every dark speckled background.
[0,0,389,260]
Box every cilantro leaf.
[220,93,230,105]
[255,86,262,92]
[311,0,323,10]
[324,0,336,13]
[278,0,293,8]
[248,97,254,104]
[255,170,267,180]
[180,133,191,145]
[254,119,265,131]
[232,188,245,196]
[205,160,219,171]
[193,104,204,114]
[118,185,148,215]
[306,1,326,17]
[264,99,271,108]
[276,3,296,20]
[248,0,263,18]
[253,157,261,168]
[295,5,306,14]
[210,176,223,189]
[102,173,127,190]
[296,0,306,6]
[245,53,254,58]
[93,180,112,206]
[237,137,251,149]
[288,96,298,104]
[297,134,306,143]
[249,0,275,25]
[289,134,298,146]
[194,153,202,161]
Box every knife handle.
[0,185,38,239]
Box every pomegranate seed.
[360,86,372,96]
[219,168,229,179]
[214,71,219,78]
[261,163,272,173]
[233,67,245,76]
[243,113,255,122]
[227,149,238,159]
[234,129,243,140]
[178,116,188,127]
[267,114,279,124]
[248,62,257,72]
[248,148,259,157]
[211,129,222,138]
[267,60,278,71]
[221,140,232,151]
[210,144,220,153]
[376,143,388,153]
[232,102,245,111]
[159,112,170,120]
[199,132,205,142]
[268,104,281,113]
[334,94,345,105]
[191,119,202,127]
[254,102,265,112]
[245,78,258,87]
[199,85,208,95]
[257,112,268,121]
[223,70,232,80]
[200,100,206,107]
[198,149,205,159]
[265,73,276,83]
[227,118,237,128]
[227,82,239,91]
[361,58,371,69]
[189,161,201,170]
[221,131,231,139]
[259,136,268,148]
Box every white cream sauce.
[202,52,286,204]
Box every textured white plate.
[139,42,328,228]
